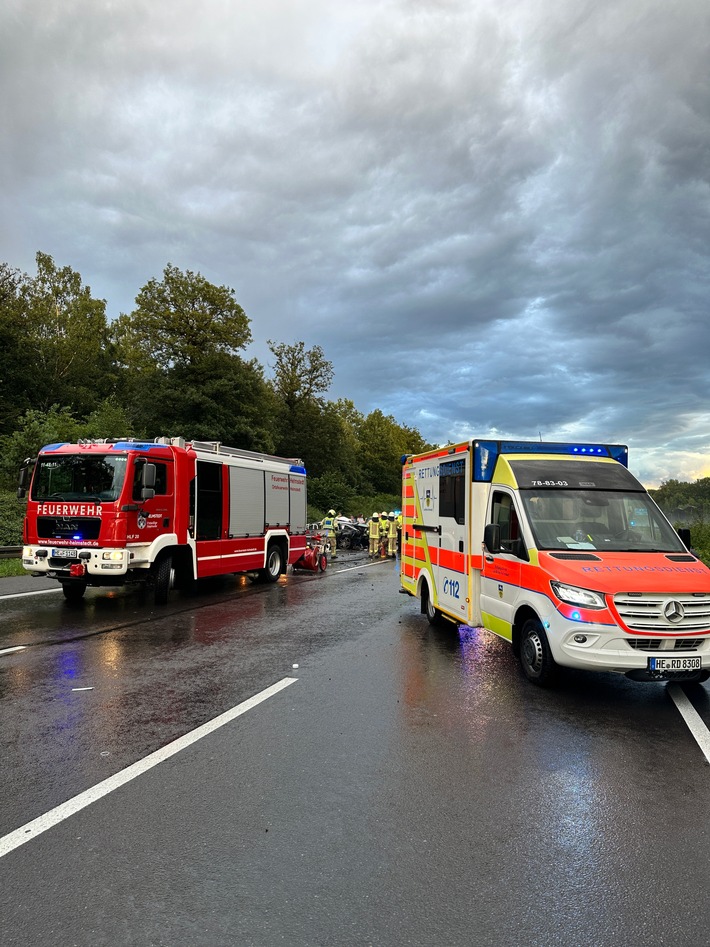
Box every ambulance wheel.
[262,544,283,583]
[520,619,557,686]
[153,554,173,605]
[318,553,327,572]
[425,587,445,627]
[62,581,87,602]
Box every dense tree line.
[0,253,431,540]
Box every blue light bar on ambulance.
[472,440,628,481]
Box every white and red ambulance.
[401,439,710,684]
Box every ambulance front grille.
[626,638,705,652]
[614,593,710,633]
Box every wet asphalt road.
[1,552,710,946]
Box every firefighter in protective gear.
[396,511,403,553]
[321,509,338,560]
[379,511,389,557]
[387,511,398,557]
[368,513,380,558]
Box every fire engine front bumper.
[22,546,130,578]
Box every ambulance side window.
[491,492,523,555]
[439,458,466,524]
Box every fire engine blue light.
[289,464,307,474]
[572,610,582,621]
[41,443,69,452]
[112,442,155,451]
[72,534,82,540]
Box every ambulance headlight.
[550,581,606,610]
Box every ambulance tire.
[261,544,283,583]
[153,554,173,605]
[424,587,445,627]
[520,619,557,686]
[62,581,87,602]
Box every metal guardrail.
[0,546,22,559]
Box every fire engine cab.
[401,439,710,685]
[19,437,308,603]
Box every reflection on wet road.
[2,554,710,946]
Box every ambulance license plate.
[52,548,78,559]
[647,656,701,672]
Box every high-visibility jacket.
[322,515,336,536]
[369,518,380,539]
[388,517,398,539]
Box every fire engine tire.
[62,581,87,602]
[520,618,557,686]
[318,553,327,572]
[262,545,283,583]
[153,554,173,605]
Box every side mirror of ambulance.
[677,527,692,551]
[483,523,501,555]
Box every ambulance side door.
[434,457,469,621]
[480,489,526,639]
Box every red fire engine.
[19,437,308,603]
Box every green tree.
[0,262,31,434]
[20,252,114,417]
[111,265,271,451]
[0,405,83,490]
[113,263,252,369]
[267,340,333,409]
[128,353,277,454]
[355,409,431,496]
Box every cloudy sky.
[1,0,709,485]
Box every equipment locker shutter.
[228,467,264,536]
[289,474,306,532]
[266,471,290,526]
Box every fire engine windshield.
[520,489,686,553]
[32,454,128,503]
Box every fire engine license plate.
[648,656,702,672]
[52,548,78,559]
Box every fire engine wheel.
[62,581,87,602]
[153,554,173,605]
[261,545,283,583]
[519,618,557,686]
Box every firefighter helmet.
[328,509,335,516]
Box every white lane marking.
[0,588,62,601]
[330,559,392,576]
[668,684,710,765]
[0,676,298,860]
[0,647,27,656]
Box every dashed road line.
[0,676,298,860]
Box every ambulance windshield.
[519,489,686,553]
[32,454,128,503]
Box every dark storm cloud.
[1,0,708,483]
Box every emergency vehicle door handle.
[412,523,441,534]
